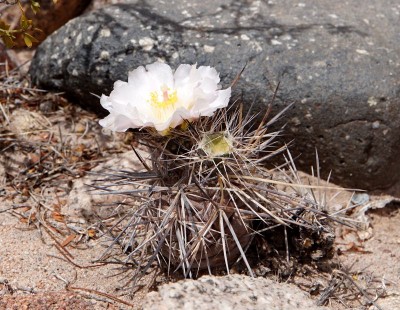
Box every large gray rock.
[143,275,327,310]
[29,1,400,191]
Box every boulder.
[29,1,400,191]
[143,274,327,310]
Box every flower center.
[149,85,178,110]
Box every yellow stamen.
[149,86,178,109]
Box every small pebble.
[351,193,370,205]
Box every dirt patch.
[339,203,400,290]
[0,210,149,309]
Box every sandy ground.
[336,202,400,309]
[0,211,149,309]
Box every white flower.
[99,62,231,132]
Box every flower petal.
[197,66,220,84]
[174,64,194,87]
[146,62,174,89]
[99,114,137,132]
[99,62,231,133]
